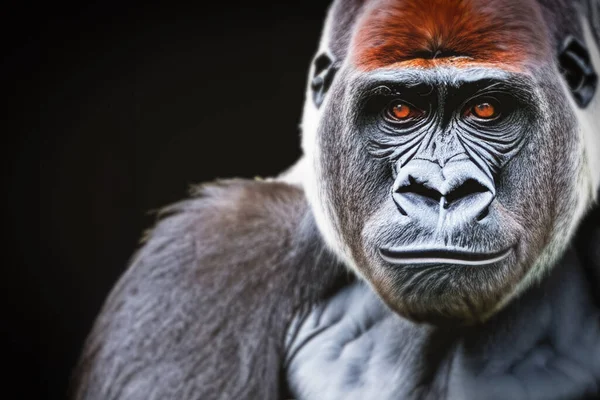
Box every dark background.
[4,1,328,398]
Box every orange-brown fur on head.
[352,0,550,71]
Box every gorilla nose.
[392,159,495,224]
[397,177,488,208]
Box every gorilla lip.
[378,246,513,266]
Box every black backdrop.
[4,1,328,398]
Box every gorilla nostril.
[396,176,443,204]
[445,179,489,205]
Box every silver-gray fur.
[70,181,346,399]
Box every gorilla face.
[302,0,596,324]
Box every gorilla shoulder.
[71,179,344,400]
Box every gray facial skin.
[71,1,600,399]
[315,66,557,324]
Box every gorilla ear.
[559,36,598,108]
[311,53,338,108]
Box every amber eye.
[471,102,497,119]
[391,103,411,119]
[385,101,422,123]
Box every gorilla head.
[301,0,600,324]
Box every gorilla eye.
[391,103,411,119]
[467,102,499,120]
[384,101,423,124]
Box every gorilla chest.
[284,282,448,400]
[284,281,600,400]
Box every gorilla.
[72,0,600,399]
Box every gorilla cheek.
[493,127,557,252]
[342,170,388,263]
[317,108,392,267]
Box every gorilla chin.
[366,245,523,325]
[358,200,528,325]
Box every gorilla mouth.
[378,246,513,266]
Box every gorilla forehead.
[321,0,556,67]
[350,0,550,71]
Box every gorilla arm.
[70,179,345,400]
